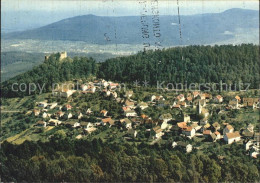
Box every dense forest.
[1,44,259,98]
[98,44,259,88]
[1,53,97,97]
[1,137,259,182]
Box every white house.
[36,121,47,128]
[65,121,80,128]
[245,140,253,151]
[176,94,185,102]
[214,95,223,103]
[249,146,259,158]
[214,131,221,140]
[47,103,58,109]
[60,90,74,98]
[125,110,137,117]
[100,110,108,117]
[101,81,109,88]
[224,131,241,144]
[33,109,40,116]
[182,126,196,138]
[159,113,172,123]
[86,108,92,115]
[49,119,62,126]
[137,102,148,110]
[81,122,94,130]
[87,86,96,93]
[178,142,193,153]
[185,144,193,153]
[223,125,234,135]
[63,112,73,119]
[81,84,88,91]
[111,92,118,98]
[151,95,164,102]
[182,114,191,123]
[42,112,50,119]
[152,126,164,139]
[104,90,111,97]
[120,118,132,129]
[125,90,133,98]
[172,141,178,148]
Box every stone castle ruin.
[45,51,67,61]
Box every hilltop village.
[25,78,260,158]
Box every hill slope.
[3,9,259,46]
[98,44,259,88]
[1,44,259,98]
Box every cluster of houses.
[30,79,259,157]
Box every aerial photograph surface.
[0,0,259,182]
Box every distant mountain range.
[3,8,259,46]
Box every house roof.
[125,110,136,114]
[141,114,148,119]
[203,123,211,129]
[153,126,162,133]
[177,122,187,129]
[177,94,184,100]
[203,93,212,99]
[100,110,108,114]
[216,95,223,100]
[110,83,119,86]
[203,130,212,135]
[235,96,241,101]
[125,100,134,106]
[120,118,132,124]
[225,131,240,139]
[243,98,259,103]
[225,125,234,130]
[126,90,133,94]
[65,104,72,108]
[122,106,131,112]
[190,123,199,128]
[138,102,148,107]
[210,133,217,140]
[186,96,193,101]
[177,101,186,106]
[64,121,78,126]
[193,91,200,97]
[155,95,163,100]
[247,123,254,128]
[172,104,181,108]
[212,122,220,128]
[36,121,45,125]
[183,126,193,132]
[102,118,112,123]
[56,111,64,115]
[214,131,220,135]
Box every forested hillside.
[1,54,97,97]
[1,139,259,182]
[3,9,259,45]
[98,44,259,88]
[1,44,259,98]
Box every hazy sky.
[2,0,259,15]
[1,0,259,32]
